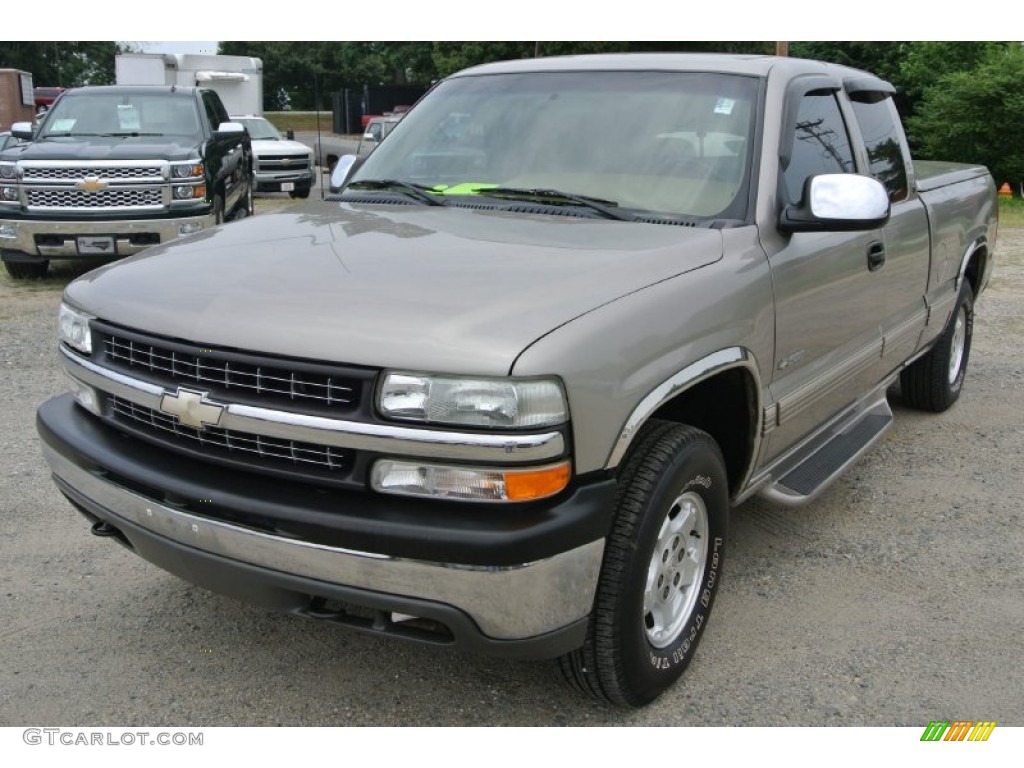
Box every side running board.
[758,396,893,506]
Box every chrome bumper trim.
[0,214,213,257]
[43,444,602,639]
[61,347,567,464]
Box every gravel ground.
[0,216,1021,727]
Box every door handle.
[867,241,886,271]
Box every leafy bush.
[908,46,1024,196]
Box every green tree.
[897,41,1009,107]
[0,41,131,86]
[219,42,439,109]
[908,45,1024,195]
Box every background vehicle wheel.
[559,420,728,707]
[289,188,311,199]
[4,259,49,279]
[900,280,974,412]
[237,179,255,218]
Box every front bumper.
[38,395,613,657]
[253,169,314,192]
[0,213,215,259]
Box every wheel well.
[646,368,758,496]
[963,244,986,297]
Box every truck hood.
[14,136,201,163]
[66,202,724,375]
[250,138,313,157]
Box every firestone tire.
[559,420,728,707]
[900,280,974,413]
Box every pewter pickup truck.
[38,55,997,707]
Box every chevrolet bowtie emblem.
[280,158,292,165]
[159,388,225,430]
[76,176,108,193]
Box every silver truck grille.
[95,325,365,416]
[258,156,310,171]
[110,396,351,473]
[22,166,164,181]
[26,187,163,209]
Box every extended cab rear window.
[849,93,910,203]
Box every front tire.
[4,259,49,279]
[900,280,974,412]
[3,250,50,279]
[289,187,311,200]
[559,421,728,706]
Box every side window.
[850,94,909,203]
[784,92,855,204]
[201,92,228,131]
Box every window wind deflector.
[472,187,634,221]
[346,179,446,206]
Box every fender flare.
[604,347,764,493]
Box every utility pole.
[775,41,789,57]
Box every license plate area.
[280,182,295,192]
[77,236,116,256]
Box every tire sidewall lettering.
[635,455,726,678]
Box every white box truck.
[115,53,263,116]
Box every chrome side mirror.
[779,174,890,233]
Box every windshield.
[39,93,201,138]
[352,71,760,220]
[236,117,282,141]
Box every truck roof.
[452,53,880,84]
[61,85,201,98]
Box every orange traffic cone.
[998,183,1012,197]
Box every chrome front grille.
[26,187,163,209]
[258,155,311,172]
[110,396,351,475]
[93,323,367,417]
[22,166,164,181]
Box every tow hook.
[91,520,121,538]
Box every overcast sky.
[129,41,220,55]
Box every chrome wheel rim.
[948,304,967,385]
[644,491,709,648]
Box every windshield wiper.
[472,187,634,221]
[347,179,446,207]
[98,132,163,137]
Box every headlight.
[371,459,571,503]
[1,186,17,202]
[58,302,93,354]
[0,163,16,179]
[378,372,568,429]
[172,162,204,179]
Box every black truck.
[0,85,253,279]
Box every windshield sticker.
[713,98,736,116]
[116,104,141,131]
[50,119,77,132]
[432,183,498,195]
